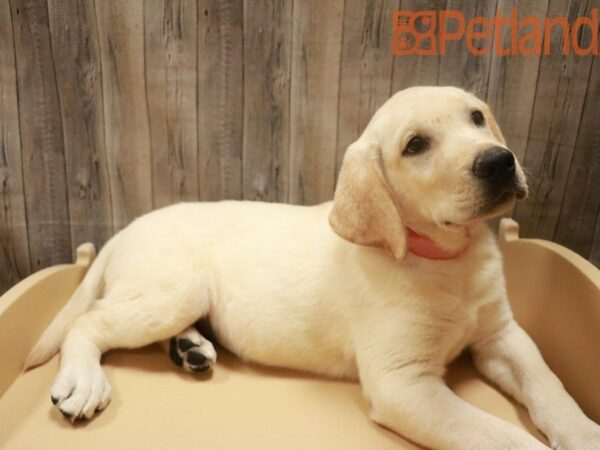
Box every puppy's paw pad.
[169,338,184,367]
[169,336,216,374]
[177,338,196,353]
[186,350,211,373]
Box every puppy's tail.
[23,236,117,370]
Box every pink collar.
[406,227,469,260]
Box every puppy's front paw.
[551,419,600,450]
[50,362,111,422]
[168,328,216,374]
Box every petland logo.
[393,9,599,56]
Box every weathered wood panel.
[592,176,600,265]
[438,0,499,96]
[47,0,113,250]
[197,0,244,201]
[336,0,397,174]
[513,0,595,240]
[95,0,153,231]
[0,0,30,290]
[391,0,447,92]
[554,53,600,261]
[2,0,600,293]
[11,0,72,271]
[289,0,344,204]
[486,0,549,162]
[242,0,292,202]
[145,0,199,208]
[484,0,550,231]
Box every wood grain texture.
[11,0,72,271]
[0,0,30,293]
[336,0,396,175]
[592,190,600,266]
[486,0,549,162]
[2,1,600,293]
[438,0,498,96]
[554,53,600,261]
[145,0,199,208]
[513,0,595,240]
[484,0,549,231]
[47,0,113,251]
[242,0,292,202]
[197,0,244,201]
[289,0,344,204]
[391,0,447,92]
[95,0,153,231]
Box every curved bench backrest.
[499,218,600,423]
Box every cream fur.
[31,87,599,449]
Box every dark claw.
[169,338,183,367]
[51,395,59,405]
[177,338,196,353]
[60,409,73,420]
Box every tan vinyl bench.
[0,219,598,449]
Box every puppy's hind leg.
[51,278,211,421]
[160,326,217,374]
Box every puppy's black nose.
[472,147,515,187]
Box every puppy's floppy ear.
[329,139,406,260]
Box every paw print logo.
[393,10,437,55]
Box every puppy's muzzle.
[472,147,526,206]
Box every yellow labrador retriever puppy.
[27,87,599,449]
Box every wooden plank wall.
[1,0,599,292]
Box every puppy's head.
[329,86,528,259]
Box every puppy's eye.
[471,110,485,126]
[403,136,428,155]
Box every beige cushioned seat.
[0,219,598,449]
